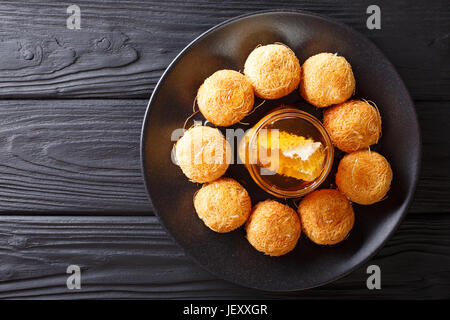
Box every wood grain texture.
[412,100,450,214]
[0,0,448,99]
[0,99,447,214]
[0,214,448,299]
[0,99,152,213]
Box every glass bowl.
[239,106,334,198]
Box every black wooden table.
[0,0,449,299]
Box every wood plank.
[411,100,450,214]
[0,214,448,299]
[0,0,448,99]
[0,99,152,213]
[0,99,447,214]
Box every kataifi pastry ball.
[175,126,231,183]
[300,53,355,107]
[298,189,354,245]
[244,44,301,100]
[246,200,301,256]
[323,99,382,153]
[197,70,254,126]
[336,150,393,205]
[194,178,252,233]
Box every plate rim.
[140,9,422,292]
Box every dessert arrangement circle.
[173,42,393,256]
[141,10,420,291]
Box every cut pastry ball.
[336,150,393,205]
[300,53,355,107]
[323,99,382,153]
[197,70,254,126]
[175,126,231,183]
[244,44,301,99]
[194,178,252,233]
[246,200,301,256]
[254,130,326,181]
[298,189,354,245]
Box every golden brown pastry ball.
[194,178,252,233]
[246,200,301,256]
[244,44,301,100]
[197,70,254,126]
[336,150,393,205]
[175,126,231,183]
[323,99,382,153]
[300,53,355,107]
[298,189,354,245]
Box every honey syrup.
[239,107,334,198]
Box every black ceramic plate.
[141,10,421,291]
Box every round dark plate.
[141,10,421,291]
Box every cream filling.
[281,141,322,161]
